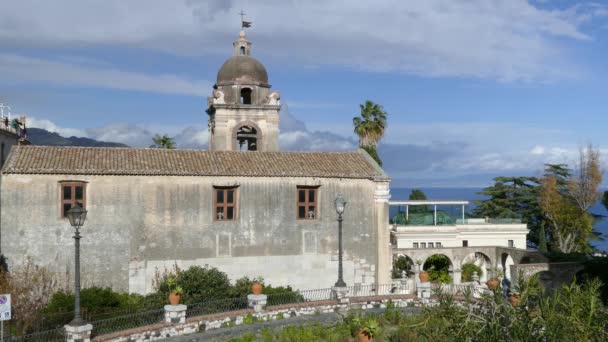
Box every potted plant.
[419,270,430,283]
[509,290,521,306]
[416,259,430,283]
[357,317,379,342]
[486,268,500,290]
[251,278,264,295]
[166,276,183,305]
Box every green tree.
[473,176,543,243]
[151,134,176,149]
[544,163,572,193]
[353,100,387,166]
[540,176,593,253]
[423,255,451,284]
[538,223,548,253]
[409,189,429,213]
[461,263,482,282]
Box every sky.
[0,0,607,187]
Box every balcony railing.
[391,212,522,226]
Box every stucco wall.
[394,224,527,250]
[1,174,381,293]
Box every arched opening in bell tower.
[236,125,258,151]
[240,88,252,104]
[240,46,246,55]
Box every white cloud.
[530,145,546,155]
[0,54,210,96]
[28,117,87,137]
[0,0,605,81]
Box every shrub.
[1,259,59,334]
[45,287,148,316]
[392,256,413,278]
[155,265,232,304]
[461,263,483,282]
[424,255,452,284]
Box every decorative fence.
[186,297,249,319]
[6,282,488,342]
[90,308,165,338]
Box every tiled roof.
[1,146,387,179]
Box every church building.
[0,30,392,294]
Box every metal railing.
[266,288,333,306]
[90,308,165,337]
[347,283,414,297]
[186,297,249,318]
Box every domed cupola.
[217,31,269,86]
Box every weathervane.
[239,10,252,30]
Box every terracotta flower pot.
[357,329,373,342]
[419,271,430,283]
[486,278,500,290]
[510,294,521,307]
[251,282,263,295]
[168,292,181,305]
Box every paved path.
[167,307,423,342]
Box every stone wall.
[1,174,383,293]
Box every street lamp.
[334,194,347,288]
[66,204,87,326]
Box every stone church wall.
[1,174,380,293]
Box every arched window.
[240,88,252,105]
[236,125,258,151]
[240,46,246,55]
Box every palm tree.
[353,100,387,165]
[151,134,176,149]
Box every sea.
[391,188,608,252]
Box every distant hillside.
[27,128,129,147]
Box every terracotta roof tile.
[1,146,387,179]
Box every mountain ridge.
[26,127,129,147]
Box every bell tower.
[207,29,280,152]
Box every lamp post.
[66,204,88,326]
[334,194,347,288]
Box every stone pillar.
[417,282,431,299]
[373,180,391,286]
[247,294,268,313]
[164,305,187,324]
[64,324,93,342]
[332,286,350,304]
[452,269,462,285]
[400,272,412,294]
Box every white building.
[391,200,528,250]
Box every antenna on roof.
[0,103,11,118]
